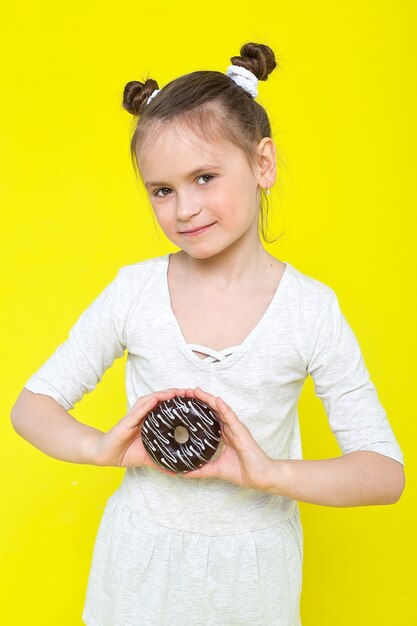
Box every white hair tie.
[144,64,258,108]
[146,89,160,106]
[225,64,258,98]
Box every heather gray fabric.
[25,254,404,625]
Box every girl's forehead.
[138,122,234,170]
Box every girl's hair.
[122,42,283,243]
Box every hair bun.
[122,78,159,116]
[230,42,277,81]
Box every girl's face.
[136,122,268,259]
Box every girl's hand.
[181,387,274,492]
[92,387,187,472]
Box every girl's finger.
[215,396,236,420]
[192,387,242,436]
[126,388,186,427]
[214,397,259,453]
[194,387,236,426]
[125,396,159,428]
[152,387,186,403]
[193,387,221,413]
[127,395,156,414]
[214,396,243,437]
[193,388,246,445]
[128,388,185,413]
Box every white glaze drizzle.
[141,397,221,472]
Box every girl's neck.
[175,238,274,290]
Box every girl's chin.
[172,243,225,260]
[180,248,219,259]
[173,237,244,260]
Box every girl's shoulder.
[107,254,168,313]
[118,253,167,272]
[283,261,348,337]
[106,255,169,323]
[116,253,168,285]
[285,261,337,305]
[284,263,346,354]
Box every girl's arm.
[11,386,189,469]
[264,450,405,506]
[181,388,405,507]
[11,388,103,464]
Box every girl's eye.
[153,187,172,198]
[152,174,214,197]
[196,174,214,185]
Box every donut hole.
[174,425,189,444]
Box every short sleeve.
[24,272,126,411]
[306,289,404,466]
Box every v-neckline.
[161,253,291,370]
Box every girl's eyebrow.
[144,164,222,188]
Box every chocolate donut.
[140,395,221,473]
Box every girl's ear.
[255,137,277,189]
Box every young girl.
[12,42,405,626]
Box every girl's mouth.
[180,223,215,237]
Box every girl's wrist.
[82,427,105,465]
[262,458,291,496]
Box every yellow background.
[1,1,416,624]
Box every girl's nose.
[175,196,201,221]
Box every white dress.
[24,254,404,626]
